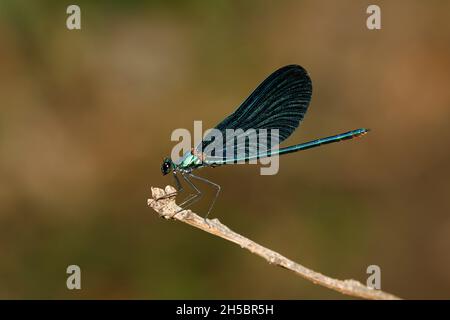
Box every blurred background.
[0,0,449,299]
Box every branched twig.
[147,185,401,300]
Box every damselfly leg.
[176,173,203,210]
[165,173,221,221]
[188,173,221,220]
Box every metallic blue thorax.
[175,152,203,171]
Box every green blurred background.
[1,0,449,299]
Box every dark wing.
[198,65,312,164]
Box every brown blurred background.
[0,0,450,299]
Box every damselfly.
[160,65,369,218]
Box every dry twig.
[147,185,400,300]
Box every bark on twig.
[147,185,401,300]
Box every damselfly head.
[161,158,173,175]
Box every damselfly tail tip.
[353,128,370,139]
[359,128,370,136]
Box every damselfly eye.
[161,159,172,175]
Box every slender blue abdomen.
[273,128,369,156]
[207,128,369,164]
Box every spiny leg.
[173,172,183,192]
[177,173,203,209]
[157,171,202,218]
[169,173,203,219]
[188,173,221,221]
